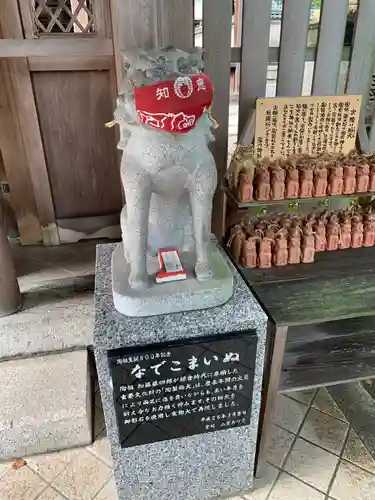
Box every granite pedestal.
[112,241,234,316]
[94,243,267,500]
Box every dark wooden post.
[0,193,21,317]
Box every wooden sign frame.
[254,95,362,159]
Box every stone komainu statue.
[112,46,217,290]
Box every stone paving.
[0,241,374,499]
[2,386,375,500]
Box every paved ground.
[0,242,374,499]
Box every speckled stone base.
[112,241,233,317]
[94,242,267,500]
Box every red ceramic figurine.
[343,164,356,195]
[241,235,258,268]
[369,164,375,193]
[255,166,271,201]
[301,222,315,263]
[326,214,340,251]
[230,226,245,263]
[258,231,273,268]
[270,164,286,201]
[300,167,314,198]
[314,217,327,252]
[327,165,343,196]
[305,212,316,225]
[364,211,375,247]
[313,166,328,197]
[273,230,288,267]
[356,164,370,193]
[286,165,299,198]
[351,215,364,248]
[237,170,254,202]
[339,214,352,250]
[281,215,293,232]
[288,227,301,264]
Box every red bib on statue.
[134,74,214,133]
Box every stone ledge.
[0,350,92,460]
[0,276,94,361]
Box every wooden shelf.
[239,246,375,326]
[241,246,375,285]
[224,185,374,209]
[280,316,375,392]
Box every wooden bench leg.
[255,323,288,477]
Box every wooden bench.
[236,246,375,473]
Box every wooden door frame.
[0,0,60,245]
[0,0,119,245]
[0,57,43,245]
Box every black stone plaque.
[108,331,257,448]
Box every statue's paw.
[128,272,149,290]
[195,261,214,282]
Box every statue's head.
[122,46,205,88]
[115,46,214,139]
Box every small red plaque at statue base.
[156,248,187,283]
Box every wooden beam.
[238,0,272,137]
[277,0,311,96]
[233,0,243,92]
[92,0,108,38]
[17,0,35,39]
[231,45,352,65]
[346,0,375,102]
[203,0,232,239]
[28,55,112,72]
[109,0,158,91]
[312,0,349,96]
[109,0,123,92]
[238,111,256,147]
[358,120,371,154]
[0,60,42,245]
[0,5,41,245]
[256,324,288,475]
[111,0,158,52]
[0,0,59,245]
[157,0,194,50]
[0,194,21,317]
[345,0,375,151]
[233,0,243,47]
[0,38,114,58]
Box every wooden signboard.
[254,95,362,160]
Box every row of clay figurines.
[235,154,375,203]
[229,209,375,269]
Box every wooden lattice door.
[0,0,122,245]
[32,0,96,34]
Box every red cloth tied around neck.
[134,73,213,133]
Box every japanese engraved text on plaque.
[254,95,362,160]
[108,332,257,448]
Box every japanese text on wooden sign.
[108,331,257,448]
[254,95,362,159]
